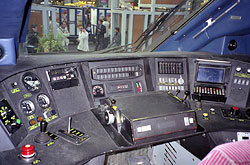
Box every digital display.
[47,67,79,90]
[197,67,224,83]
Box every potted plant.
[37,28,66,53]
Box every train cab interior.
[0,0,250,164]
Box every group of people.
[94,18,121,51]
[26,16,121,53]
[76,17,121,52]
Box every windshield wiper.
[134,0,188,51]
[96,0,188,54]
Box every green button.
[16,119,21,124]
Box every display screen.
[47,67,79,90]
[197,67,224,83]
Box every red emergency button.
[232,106,239,110]
[21,144,35,158]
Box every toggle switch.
[230,106,240,117]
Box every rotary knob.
[104,110,115,125]
[178,76,184,85]
[235,67,241,72]
[247,69,250,74]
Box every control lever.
[175,89,180,97]
[34,121,50,143]
[195,93,202,109]
[182,90,190,101]
[40,120,47,132]
[56,116,88,145]
[68,117,72,133]
[175,89,181,97]
[110,99,116,105]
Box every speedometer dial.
[92,85,105,97]
[22,72,41,92]
[37,94,50,109]
[20,100,35,115]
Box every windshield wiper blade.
[98,0,188,54]
[134,0,188,51]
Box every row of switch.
[158,62,183,74]
[95,72,141,80]
[51,74,75,82]
[193,86,225,95]
[233,78,249,86]
[29,110,56,126]
[159,85,185,91]
[95,65,141,74]
[159,76,185,85]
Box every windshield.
[22,0,212,55]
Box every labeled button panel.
[158,61,183,74]
[0,99,22,135]
[92,65,143,81]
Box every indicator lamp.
[16,119,21,125]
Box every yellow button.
[203,113,209,117]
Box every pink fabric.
[199,140,250,165]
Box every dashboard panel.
[0,52,250,165]
[88,59,147,103]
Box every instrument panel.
[89,59,147,102]
[0,52,249,165]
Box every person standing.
[27,24,39,53]
[77,26,89,52]
[103,17,110,48]
[57,21,70,50]
[95,19,106,51]
[108,27,121,48]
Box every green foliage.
[37,28,66,53]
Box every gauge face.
[20,100,35,115]
[22,72,41,92]
[92,85,105,97]
[37,94,50,109]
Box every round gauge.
[22,72,41,92]
[37,94,50,109]
[20,100,35,116]
[92,85,105,97]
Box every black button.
[228,40,237,51]
[50,110,56,116]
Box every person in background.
[103,17,110,48]
[86,23,91,34]
[95,19,106,51]
[84,10,90,28]
[77,25,89,52]
[57,21,70,50]
[27,24,39,53]
[108,27,121,48]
